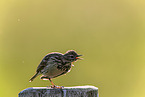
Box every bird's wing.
[36,53,54,72]
[36,53,63,73]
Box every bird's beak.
[76,55,83,60]
[77,55,82,57]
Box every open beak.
[76,55,83,60]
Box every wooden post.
[19,85,98,97]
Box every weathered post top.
[19,85,98,97]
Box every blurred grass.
[1,0,145,97]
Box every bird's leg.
[49,78,56,88]
[49,78,64,89]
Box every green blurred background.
[1,0,145,97]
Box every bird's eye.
[70,55,74,58]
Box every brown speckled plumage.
[29,50,82,88]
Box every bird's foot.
[49,85,64,89]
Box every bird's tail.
[29,72,39,82]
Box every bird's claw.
[49,85,64,89]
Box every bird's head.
[64,50,82,62]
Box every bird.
[29,50,82,88]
